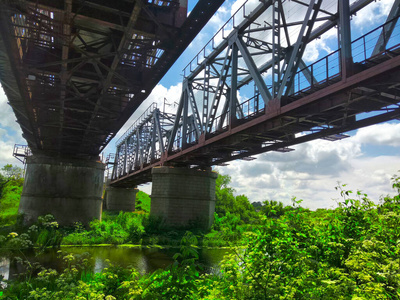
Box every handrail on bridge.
[116,102,158,147]
[183,0,256,77]
[13,144,32,164]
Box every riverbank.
[1,174,400,299]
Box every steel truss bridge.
[110,0,400,187]
[0,0,224,158]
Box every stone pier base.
[19,156,105,225]
[104,187,137,212]
[150,166,217,229]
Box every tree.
[261,200,287,218]
[1,164,23,180]
[215,174,256,223]
[0,172,7,198]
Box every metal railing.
[116,102,157,147]
[13,144,32,164]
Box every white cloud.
[354,122,400,147]
[303,28,336,63]
[352,0,393,30]
[103,82,183,155]
[0,86,24,167]
[215,124,400,210]
[0,86,22,133]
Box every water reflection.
[0,246,234,279]
[0,257,9,288]
[64,247,175,274]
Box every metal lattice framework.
[0,0,225,158]
[111,0,400,187]
[113,102,176,182]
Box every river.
[0,246,233,282]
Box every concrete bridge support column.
[150,166,217,229]
[104,187,137,212]
[19,156,105,225]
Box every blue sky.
[1,0,400,209]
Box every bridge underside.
[0,0,225,225]
[0,0,224,158]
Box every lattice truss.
[168,0,400,164]
[113,103,176,178]
[111,0,400,181]
[0,0,189,158]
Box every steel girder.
[0,0,225,159]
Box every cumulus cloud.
[0,86,22,133]
[215,122,400,210]
[351,0,393,30]
[353,123,400,147]
[0,86,24,167]
[103,82,183,155]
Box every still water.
[0,246,232,282]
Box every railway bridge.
[2,0,400,226]
[108,0,400,227]
[0,0,224,224]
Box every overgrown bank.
[1,168,400,299]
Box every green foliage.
[0,178,24,227]
[1,164,23,180]
[3,172,400,299]
[63,211,146,245]
[1,251,124,299]
[215,174,257,223]
[260,199,292,218]
[34,215,63,249]
[135,191,151,213]
[141,231,201,299]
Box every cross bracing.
[0,0,225,159]
[113,102,176,182]
[111,0,400,187]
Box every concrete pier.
[104,187,138,212]
[19,156,105,225]
[150,166,217,228]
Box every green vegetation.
[1,166,400,299]
[0,165,24,228]
[135,191,151,213]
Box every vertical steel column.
[230,42,238,128]
[182,87,189,148]
[139,127,144,168]
[112,147,119,179]
[154,109,164,154]
[151,115,156,161]
[272,0,281,97]
[134,130,140,168]
[202,64,210,133]
[206,48,232,133]
[339,0,353,78]
[187,84,202,138]
[123,140,128,175]
[167,91,184,152]
[127,136,132,172]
